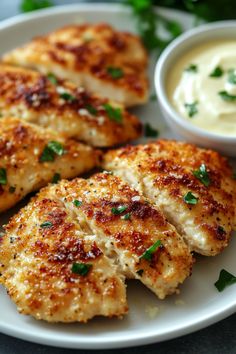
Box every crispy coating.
[0,64,142,147]
[0,173,192,322]
[3,23,149,107]
[0,196,127,322]
[0,116,99,213]
[103,140,236,256]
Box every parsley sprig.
[125,0,182,52]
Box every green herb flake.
[107,66,124,79]
[150,93,157,101]
[218,91,236,102]
[71,262,92,276]
[209,66,224,78]
[214,269,236,292]
[73,200,82,207]
[52,173,61,184]
[137,269,144,276]
[9,186,16,194]
[40,221,53,228]
[227,69,236,85]
[103,103,123,123]
[183,191,198,205]
[144,123,159,138]
[121,213,131,220]
[184,101,198,118]
[140,240,162,262]
[20,0,54,13]
[111,205,127,215]
[85,104,98,116]
[47,72,58,85]
[193,164,211,187]
[0,168,7,185]
[48,141,65,156]
[39,141,65,163]
[184,64,198,73]
[60,92,77,102]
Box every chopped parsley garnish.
[0,168,7,185]
[144,123,159,138]
[103,103,123,123]
[121,213,131,220]
[9,186,16,193]
[140,240,162,262]
[227,69,236,85]
[183,191,198,205]
[214,269,236,292]
[111,205,127,215]
[137,269,144,276]
[40,221,53,228]
[184,64,198,73]
[60,92,77,102]
[20,0,53,13]
[184,101,198,118]
[39,141,65,162]
[209,66,224,78]
[150,93,157,101]
[73,200,82,207]
[218,91,236,102]
[85,104,98,116]
[47,72,58,85]
[107,66,124,79]
[71,262,92,276]
[193,164,211,187]
[52,173,61,184]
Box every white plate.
[0,3,235,350]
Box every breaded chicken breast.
[3,23,149,107]
[103,140,236,256]
[0,173,192,322]
[0,64,142,146]
[0,196,127,322]
[0,116,99,213]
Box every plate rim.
[0,3,235,349]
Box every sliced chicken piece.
[0,64,142,147]
[0,173,193,323]
[103,140,236,256]
[0,196,127,322]
[0,116,99,213]
[3,23,149,107]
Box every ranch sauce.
[167,40,236,136]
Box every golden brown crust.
[103,140,236,256]
[0,64,142,146]
[0,195,127,322]
[0,173,192,322]
[3,23,149,107]
[0,116,99,213]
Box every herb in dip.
[209,66,224,78]
[184,101,198,117]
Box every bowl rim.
[155,20,236,143]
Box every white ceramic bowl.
[155,21,236,157]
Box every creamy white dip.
[167,40,236,136]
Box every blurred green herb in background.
[20,0,54,12]
[20,0,236,52]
